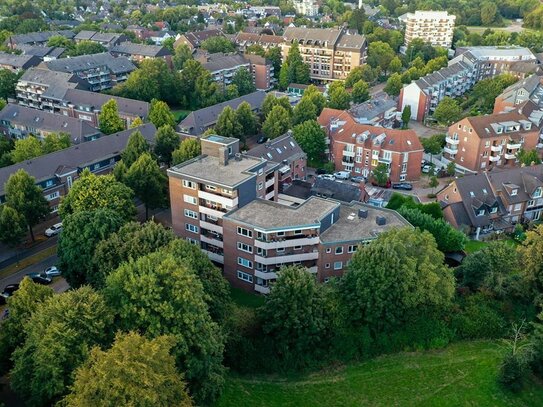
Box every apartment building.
[0,53,41,72]
[41,53,136,91]
[110,42,173,67]
[318,108,423,182]
[5,30,75,49]
[281,27,367,82]
[15,45,66,62]
[244,53,276,90]
[174,29,224,51]
[400,46,538,121]
[74,31,128,48]
[0,124,156,214]
[198,52,250,89]
[438,164,543,238]
[234,33,283,52]
[400,11,456,48]
[349,94,398,127]
[0,103,101,142]
[494,74,543,113]
[443,103,543,173]
[293,0,319,16]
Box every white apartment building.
[400,10,456,48]
[293,0,319,17]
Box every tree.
[130,117,143,128]
[327,81,351,110]
[104,252,225,404]
[4,169,49,242]
[401,105,411,129]
[62,332,192,407]
[481,2,498,26]
[59,170,136,222]
[225,84,239,100]
[517,149,542,166]
[42,132,70,154]
[421,133,446,162]
[0,68,18,100]
[231,68,256,96]
[47,35,73,49]
[292,120,326,162]
[11,287,113,406]
[126,153,168,219]
[122,130,150,167]
[340,228,455,330]
[389,56,402,73]
[367,41,395,73]
[215,105,243,140]
[172,138,201,165]
[262,105,291,139]
[235,101,258,136]
[351,80,370,104]
[429,176,439,193]
[200,36,235,53]
[261,94,292,119]
[433,97,463,125]
[292,97,317,125]
[470,74,517,114]
[518,225,543,304]
[69,40,106,56]
[446,161,456,176]
[10,136,43,163]
[278,61,290,90]
[0,204,26,247]
[58,209,125,287]
[154,125,179,165]
[99,99,125,135]
[384,73,403,96]
[262,266,332,368]
[372,163,389,186]
[149,99,175,128]
[279,42,310,89]
[301,85,326,115]
[345,65,375,87]
[173,43,193,71]
[266,47,282,79]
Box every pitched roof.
[19,68,80,88]
[200,52,248,72]
[487,164,543,204]
[0,124,156,196]
[179,29,224,47]
[15,45,66,59]
[44,52,136,74]
[0,52,41,69]
[111,42,171,57]
[6,30,75,46]
[246,133,305,164]
[463,110,540,139]
[311,178,362,203]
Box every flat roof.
[320,202,411,244]
[225,196,339,230]
[168,154,264,187]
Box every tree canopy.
[172,138,201,166]
[292,120,326,162]
[99,99,125,135]
[149,98,176,128]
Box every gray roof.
[311,178,363,203]
[246,133,305,164]
[6,30,75,46]
[350,96,397,122]
[19,68,79,88]
[487,164,543,204]
[178,90,267,135]
[0,52,41,69]
[415,60,472,91]
[179,29,224,47]
[201,52,248,73]
[44,53,136,74]
[111,42,171,58]
[224,196,339,229]
[456,46,536,60]
[283,27,365,51]
[0,124,156,196]
[15,45,66,59]
[0,103,101,143]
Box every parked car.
[318,174,335,181]
[421,164,432,174]
[315,168,327,175]
[371,179,391,188]
[392,182,413,191]
[26,272,52,285]
[3,283,19,296]
[334,171,351,180]
[44,266,61,277]
[257,136,268,144]
[350,176,365,183]
[45,222,63,237]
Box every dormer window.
[534,188,542,198]
[477,209,485,216]
[490,207,498,214]
[511,189,518,196]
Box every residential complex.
[293,0,319,17]
[349,94,398,127]
[438,164,543,238]
[442,102,543,173]
[74,31,128,48]
[494,73,543,113]
[175,29,224,51]
[234,33,284,52]
[318,108,423,182]
[110,43,172,67]
[4,30,75,49]
[400,11,456,48]
[0,53,41,72]
[281,27,367,82]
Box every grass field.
[216,341,543,407]
[230,286,265,309]
[171,109,191,123]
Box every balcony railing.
[506,142,522,150]
[254,284,270,294]
[445,136,459,145]
[255,236,319,250]
[490,145,502,153]
[199,220,222,234]
[443,146,458,155]
[255,270,278,280]
[201,234,223,248]
[255,251,319,265]
[202,249,224,264]
[504,153,517,160]
[198,190,238,208]
[488,155,500,162]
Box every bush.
[499,352,529,392]
[451,294,507,339]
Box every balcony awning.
[279,165,290,174]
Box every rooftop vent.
[358,209,368,218]
[376,216,386,226]
[234,153,242,161]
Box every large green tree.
[215,106,243,140]
[4,169,49,241]
[292,120,326,162]
[10,136,43,163]
[42,132,70,154]
[261,94,292,119]
[172,138,201,166]
[367,41,395,73]
[173,43,193,71]
[518,225,543,304]
[384,73,403,96]
[433,97,463,125]
[301,85,326,115]
[62,332,192,407]
[69,40,106,56]
[292,97,317,125]
[154,125,179,165]
[0,68,18,99]
[262,105,291,139]
[149,98,176,128]
[351,80,370,104]
[99,99,125,135]
[517,149,542,166]
[231,68,256,96]
[200,36,235,53]
[327,81,351,110]
[235,101,258,136]
[0,204,26,247]
[121,130,150,167]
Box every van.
[333,171,351,180]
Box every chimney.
[376,216,386,226]
[358,209,368,218]
[218,146,229,166]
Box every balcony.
[199,205,227,218]
[255,236,319,250]
[377,156,392,164]
[265,191,275,200]
[201,234,223,248]
[254,284,270,294]
[445,136,459,145]
[488,155,500,162]
[504,153,517,160]
[199,220,222,234]
[198,190,238,208]
[255,251,319,265]
[342,150,355,157]
[443,146,458,155]
[202,250,224,264]
[265,178,275,188]
[490,145,502,153]
[506,142,522,150]
[255,270,278,280]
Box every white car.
[421,165,432,174]
[44,266,61,277]
[45,222,62,237]
[318,174,335,181]
[334,171,351,180]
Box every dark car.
[257,136,268,144]
[371,179,391,188]
[315,168,327,175]
[350,176,365,183]
[3,283,19,296]
[26,272,52,285]
[392,182,413,191]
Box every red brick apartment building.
[443,102,543,173]
[318,108,423,182]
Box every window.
[514,203,522,211]
[257,247,267,256]
[348,245,356,253]
[45,179,54,188]
[477,209,485,216]
[46,191,59,201]
[401,163,407,173]
[335,246,343,255]
[276,231,285,236]
[276,247,285,253]
[238,257,253,269]
[184,195,197,205]
[326,248,332,253]
[294,245,302,250]
[184,209,198,219]
[187,238,198,245]
[325,263,330,269]
[511,189,518,196]
[334,261,343,270]
[490,206,498,213]
[294,229,303,235]
[205,185,217,191]
[258,182,263,191]
[185,223,199,233]
[50,205,59,213]
[237,242,253,253]
[67,176,73,188]
[237,270,253,283]
[258,168,263,175]
[534,188,542,198]
[237,227,252,238]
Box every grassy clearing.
[230,286,265,309]
[464,238,518,254]
[171,109,191,123]
[0,246,57,280]
[216,341,543,407]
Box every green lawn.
[230,286,265,309]
[171,109,191,123]
[464,240,489,254]
[216,341,543,407]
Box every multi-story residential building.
[349,94,398,127]
[41,53,136,91]
[247,6,282,18]
[4,30,75,49]
[442,102,543,173]
[74,31,128,48]
[293,0,319,17]
[494,73,543,113]
[16,68,83,99]
[110,42,172,67]
[318,108,423,182]
[0,103,101,142]
[174,29,224,51]
[198,52,250,89]
[244,53,276,90]
[15,45,66,62]
[168,135,280,263]
[234,33,284,52]
[399,11,456,48]
[0,53,41,72]
[400,46,538,121]
[178,91,267,136]
[0,124,156,214]
[281,27,367,82]
[438,164,543,238]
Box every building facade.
[400,11,456,48]
[494,73,543,113]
